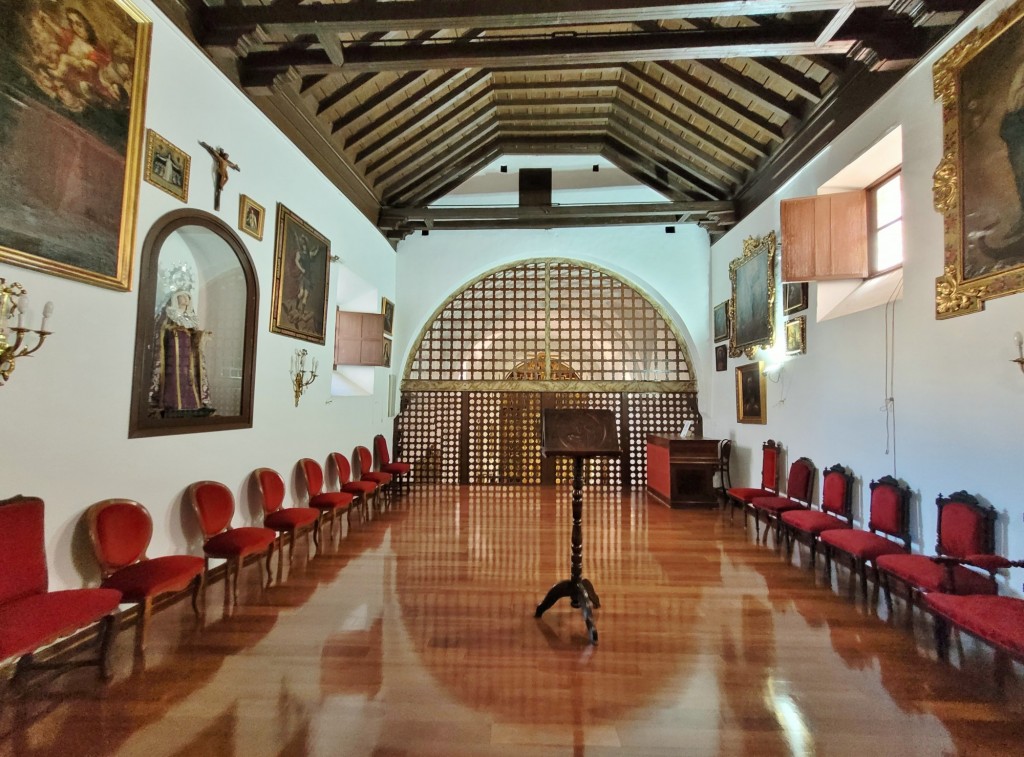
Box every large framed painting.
[934,0,1024,318]
[271,204,331,344]
[735,361,766,424]
[729,231,776,358]
[0,0,151,291]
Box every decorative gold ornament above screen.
[402,260,695,392]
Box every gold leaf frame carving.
[728,231,776,358]
[933,0,1024,318]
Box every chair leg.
[191,573,205,618]
[882,572,894,615]
[933,613,951,662]
[808,538,816,570]
[265,544,275,587]
[136,597,153,654]
[823,546,833,585]
[859,562,869,601]
[233,556,243,602]
[97,613,119,681]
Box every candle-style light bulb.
[41,301,54,332]
[16,294,28,329]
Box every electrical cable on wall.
[882,275,904,477]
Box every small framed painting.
[785,316,807,355]
[144,129,189,202]
[736,361,766,424]
[783,282,808,315]
[715,344,728,372]
[238,195,265,241]
[381,296,395,336]
[713,300,729,342]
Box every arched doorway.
[398,260,699,487]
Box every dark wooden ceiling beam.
[358,74,492,167]
[601,139,704,201]
[494,96,617,108]
[411,146,507,208]
[201,1,893,47]
[343,69,467,145]
[491,80,619,93]
[606,130,726,200]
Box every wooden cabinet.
[334,310,385,367]
[781,190,868,281]
[646,435,720,508]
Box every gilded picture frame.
[712,300,729,342]
[270,204,331,344]
[0,0,151,291]
[143,129,189,202]
[382,336,392,368]
[238,194,265,241]
[735,361,766,424]
[933,0,1024,318]
[785,316,807,355]
[782,282,808,315]
[729,231,776,358]
[381,296,395,336]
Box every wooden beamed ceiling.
[161,0,984,243]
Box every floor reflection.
[2,486,1023,756]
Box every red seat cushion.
[820,529,908,562]
[782,510,848,535]
[876,554,997,595]
[0,588,122,660]
[726,487,773,504]
[100,556,204,602]
[382,462,411,475]
[751,496,807,515]
[361,472,392,486]
[310,492,353,511]
[342,481,377,496]
[925,594,1024,659]
[203,527,276,559]
[265,508,320,532]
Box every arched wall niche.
[129,209,258,437]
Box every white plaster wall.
[394,224,713,396]
[2,0,397,589]
[709,0,1024,592]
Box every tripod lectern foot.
[535,580,574,617]
[581,578,601,609]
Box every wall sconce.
[291,348,318,406]
[0,278,54,386]
[1013,332,1024,375]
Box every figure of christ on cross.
[199,141,239,211]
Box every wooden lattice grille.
[626,392,702,487]
[406,261,691,383]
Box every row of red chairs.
[724,439,1023,682]
[0,437,411,684]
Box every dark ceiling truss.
[166,0,985,242]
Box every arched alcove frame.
[128,209,259,437]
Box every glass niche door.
[129,210,258,437]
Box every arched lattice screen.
[406,261,691,383]
[398,260,700,488]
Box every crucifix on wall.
[198,141,239,211]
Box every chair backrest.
[374,434,391,465]
[867,475,911,544]
[760,439,780,492]
[253,468,285,516]
[330,452,353,485]
[355,446,374,477]
[300,458,325,497]
[189,481,236,538]
[0,495,48,605]
[719,439,733,469]
[936,490,996,558]
[820,464,853,518]
[785,457,815,503]
[87,499,153,577]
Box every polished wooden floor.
[2,485,1023,756]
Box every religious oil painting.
[0,0,151,290]
[712,300,728,342]
[934,0,1024,317]
[729,231,776,358]
[381,296,395,336]
[783,281,808,315]
[735,361,766,425]
[238,194,264,241]
[271,204,331,344]
[143,129,189,201]
[785,316,807,355]
[715,344,727,372]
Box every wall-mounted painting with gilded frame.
[735,361,766,424]
[0,0,151,291]
[271,204,331,344]
[933,0,1024,318]
[729,231,776,358]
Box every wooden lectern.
[535,408,621,644]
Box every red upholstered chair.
[329,451,377,519]
[299,458,354,540]
[724,439,780,523]
[253,468,321,562]
[188,481,276,604]
[374,434,412,494]
[781,463,854,569]
[820,475,911,601]
[87,499,205,652]
[749,457,815,546]
[0,496,122,682]
[355,445,393,506]
[876,490,998,620]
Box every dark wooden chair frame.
[724,439,780,522]
[749,456,815,547]
[783,463,853,569]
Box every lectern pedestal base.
[535,578,601,644]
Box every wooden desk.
[646,435,721,508]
